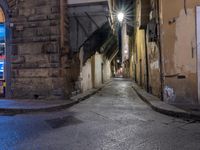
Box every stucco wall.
[160,0,199,104]
[80,59,93,92]
[147,42,161,97]
[132,25,161,97]
[94,52,103,87]
[135,29,147,89]
[79,48,92,92]
[79,50,111,92]
[103,58,111,82]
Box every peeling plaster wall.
[160,0,199,104]
[103,59,111,82]
[147,42,161,97]
[79,48,93,92]
[132,0,161,98]
[145,0,161,98]
[79,50,111,92]
[80,59,93,92]
[94,52,111,87]
[94,52,103,87]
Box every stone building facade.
[0,0,71,99]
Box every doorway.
[197,6,200,103]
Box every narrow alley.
[0,79,199,150]
[0,0,200,149]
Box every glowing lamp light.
[120,67,123,72]
[117,12,124,22]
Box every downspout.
[184,0,187,16]
[60,0,65,52]
[144,29,150,92]
[156,0,164,100]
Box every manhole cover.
[46,116,83,129]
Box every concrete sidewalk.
[133,83,200,121]
[0,81,111,114]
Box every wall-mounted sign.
[0,61,4,79]
[0,24,5,42]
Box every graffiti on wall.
[164,86,176,103]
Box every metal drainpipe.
[60,0,64,50]
[144,29,150,92]
[156,0,164,101]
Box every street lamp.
[117,12,124,22]
[115,11,125,68]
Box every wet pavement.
[0,99,69,109]
[0,78,200,150]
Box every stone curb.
[0,80,112,115]
[132,85,200,121]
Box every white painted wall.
[79,50,111,92]
[94,52,111,87]
[79,48,93,92]
[94,52,103,87]
[80,60,93,92]
[103,59,111,82]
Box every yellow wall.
[131,0,161,97]
[134,29,147,88]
